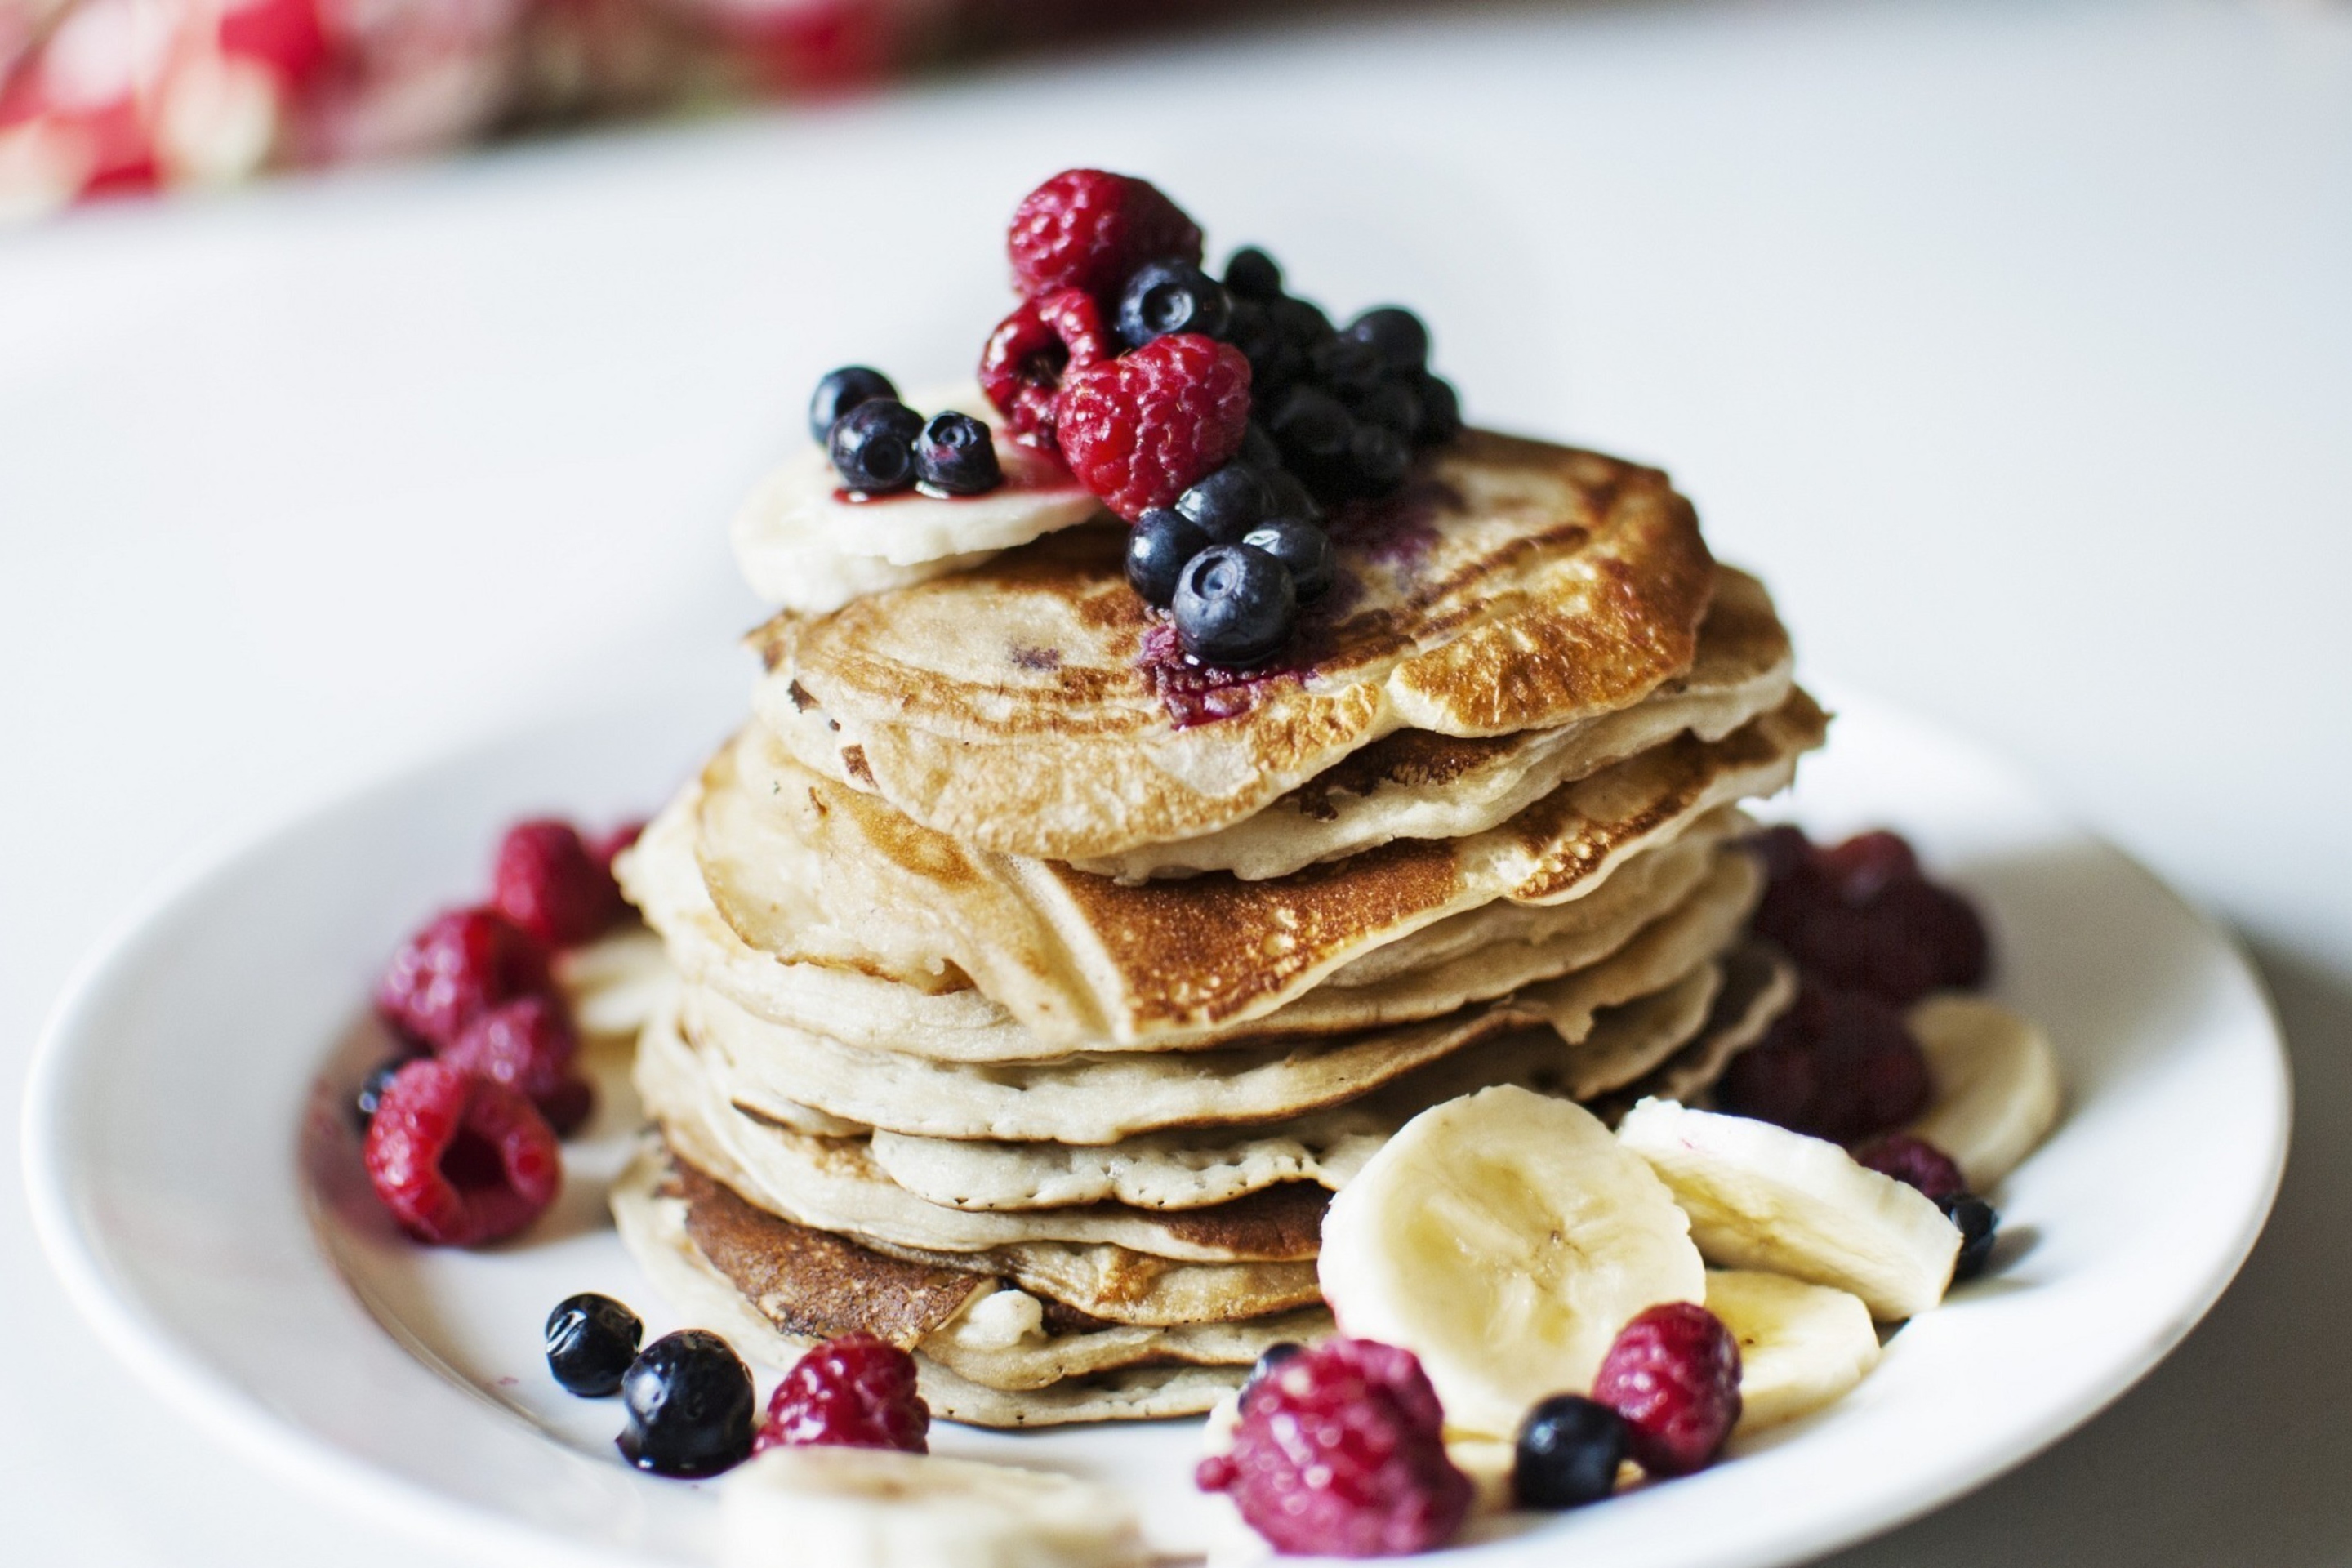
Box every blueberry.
[828,399,924,493]
[1514,1394,1628,1510]
[1349,423,1411,494]
[1237,421,1283,473]
[545,1293,642,1397]
[1413,373,1462,445]
[1117,257,1232,350]
[1940,1194,2000,1281]
[1224,246,1284,301]
[1263,466,1323,525]
[1127,508,1211,607]
[913,411,1001,496]
[1174,544,1297,667]
[1174,462,1273,542]
[1243,1340,1304,1392]
[1343,306,1431,374]
[1310,334,1385,398]
[1269,295,1334,352]
[1351,379,1422,441]
[617,1330,755,1477]
[808,366,897,446]
[353,1054,416,1130]
[1242,518,1336,602]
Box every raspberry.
[438,996,592,1136]
[978,287,1111,445]
[1852,1133,1966,1203]
[1057,335,1251,520]
[1591,1303,1743,1477]
[755,1333,929,1454]
[375,906,552,1049]
[1195,1337,1470,1557]
[490,819,626,947]
[1007,169,1202,302]
[1716,981,1933,1143]
[1752,826,1990,1004]
[363,1059,561,1246]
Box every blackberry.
[1413,373,1462,444]
[1310,334,1385,398]
[913,411,1002,496]
[1269,295,1335,354]
[1263,466,1322,525]
[1237,421,1283,474]
[1351,379,1423,441]
[1349,422,1411,494]
[1117,257,1232,350]
[807,366,897,445]
[827,399,924,494]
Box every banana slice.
[721,1446,1147,1568]
[1904,994,2063,1192]
[1616,1098,1959,1321]
[1318,1085,1705,1439]
[732,389,1103,613]
[1705,1269,1880,1432]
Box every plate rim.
[20,687,2293,1568]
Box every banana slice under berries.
[1903,994,2063,1192]
[732,389,1104,614]
[1615,1098,1960,1321]
[721,1446,1147,1568]
[1318,1085,1705,1440]
[1704,1269,1881,1432]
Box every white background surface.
[2,0,2346,1562]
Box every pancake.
[626,781,1746,1062]
[860,962,1731,1214]
[1589,942,1797,1123]
[697,689,1822,1047]
[612,1148,1302,1424]
[753,431,1718,861]
[685,850,1761,1143]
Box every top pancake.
[751,431,1716,862]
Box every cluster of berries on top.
[982,169,1461,668]
[813,367,1007,500]
[358,817,638,1248]
[1726,826,2001,1277]
[546,1286,929,1481]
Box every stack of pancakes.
[611,430,1827,1427]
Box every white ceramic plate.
[24,686,2287,1568]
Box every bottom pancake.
[611,1142,1325,1424]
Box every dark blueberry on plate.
[828,399,924,494]
[1117,257,1232,349]
[1237,421,1283,474]
[1310,333,1385,397]
[1349,422,1411,493]
[1126,508,1211,608]
[808,366,898,445]
[1514,1394,1628,1510]
[1243,1340,1304,1392]
[1351,378,1423,441]
[913,411,1001,496]
[1413,372,1462,444]
[1174,461,1272,542]
[546,1293,643,1397]
[1344,306,1431,374]
[1269,294,1335,352]
[1242,518,1336,602]
[1263,466,1323,526]
[1174,543,1296,667]
[1941,1194,2000,1282]
[353,1054,416,1129]
[1223,246,1284,301]
[617,1330,755,1477]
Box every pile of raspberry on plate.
[355,817,640,1246]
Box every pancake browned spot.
[675,1158,987,1348]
